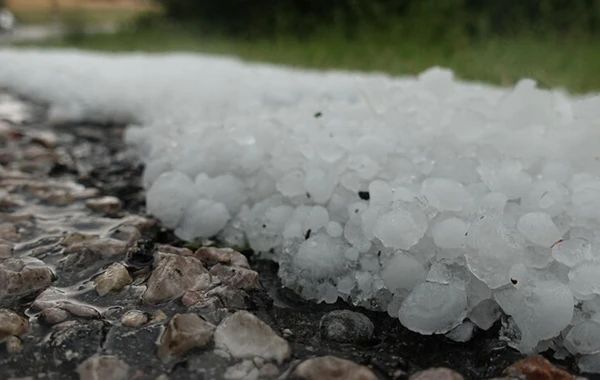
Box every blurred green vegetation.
[156,0,600,40]
[16,0,600,93]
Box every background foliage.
[156,0,600,40]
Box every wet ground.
[0,92,593,379]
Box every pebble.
[125,239,155,270]
[204,284,247,309]
[0,223,19,241]
[40,307,69,325]
[150,310,168,324]
[61,232,98,247]
[5,335,23,354]
[0,309,29,337]
[409,368,465,380]
[0,258,54,303]
[0,242,13,258]
[290,356,377,380]
[121,310,148,327]
[503,355,574,380]
[320,310,374,343]
[156,244,193,256]
[76,354,131,380]
[194,247,250,269]
[85,196,122,216]
[187,296,230,325]
[209,264,261,291]
[214,310,291,364]
[258,363,279,379]
[157,313,216,362]
[33,288,100,319]
[94,263,132,296]
[109,225,141,243]
[63,238,127,258]
[143,252,211,304]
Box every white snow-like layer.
[2,49,600,361]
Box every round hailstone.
[175,199,230,240]
[326,221,343,238]
[565,320,600,355]
[552,238,593,268]
[194,173,247,214]
[494,281,573,352]
[432,218,468,249]
[374,202,428,250]
[446,320,475,342]
[293,232,347,280]
[344,216,372,253]
[521,180,568,216]
[420,178,473,212]
[304,168,335,204]
[277,169,305,198]
[477,192,507,214]
[468,299,502,330]
[303,206,329,232]
[465,216,524,289]
[398,282,467,335]
[516,212,562,247]
[146,171,196,229]
[478,161,532,200]
[569,263,600,300]
[381,252,427,292]
[142,157,172,188]
[579,353,600,374]
[368,180,393,206]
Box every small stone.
[63,238,127,258]
[290,356,377,380]
[156,244,193,256]
[194,247,250,269]
[85,196,122,216]
[109,225,141,243]
[204,284,247,309]
[121,310,148,327]
[77,354,131,380]
[409,368,464,380]
[209,264,261,291]
[40,307,69,325]
[143,252,211,304]
[320,310,374,343]
[503,355,574,380]
[94,263,132,296]
[0,258,54,303]
[0,223,18,241]
[188,296,230,325]
[258,363,279,379]
[157,313,215,362]
[282,328,293,338]
[214,311,291,364]
[61,232,97,247]
[125,240,155,270]
[5,335,22,354]
[0,242,13,258]
[32,288,100,319]
[150,310,168,324]
[0,309,29,337]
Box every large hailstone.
[146,171,196,229]
[373,201,428,250]
[398,282,467,334]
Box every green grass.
[17,25,600,93]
